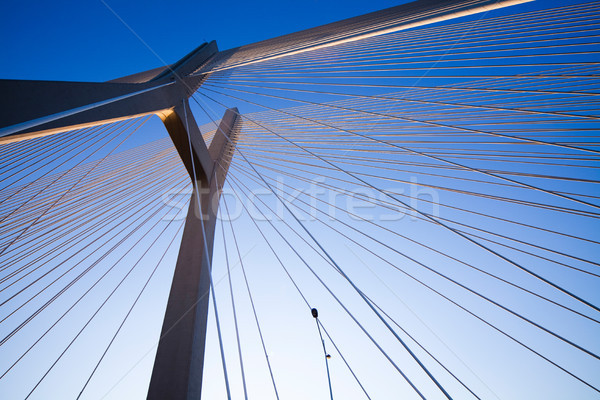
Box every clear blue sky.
[0,0,402,82]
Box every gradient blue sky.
[0,0,402,82]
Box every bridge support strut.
[147,104,240,400]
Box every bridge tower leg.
[147,102,240,400]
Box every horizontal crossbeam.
[0,41,218,143]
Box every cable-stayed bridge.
[0,0,599,398]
